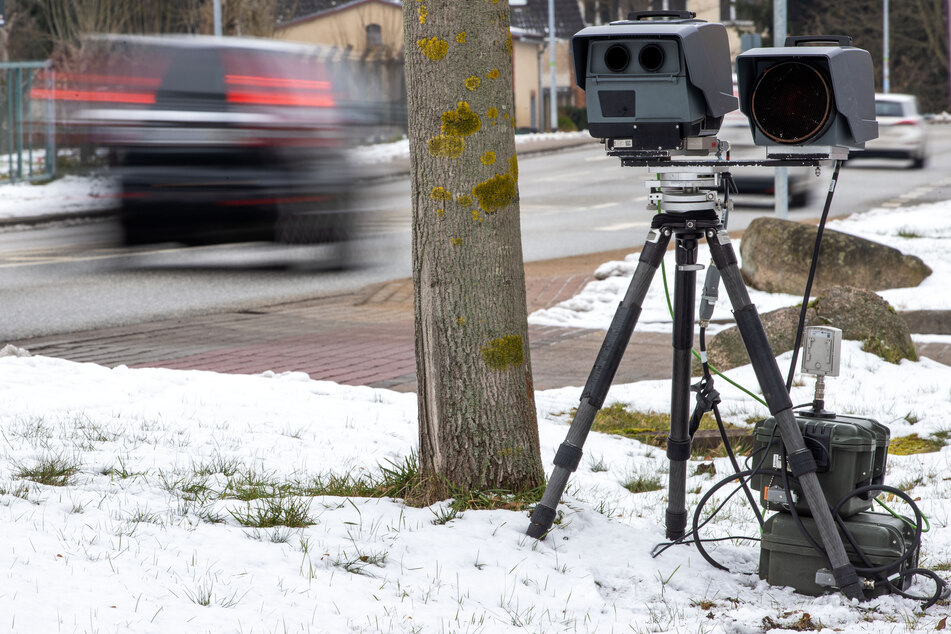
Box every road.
[2,127,951,341]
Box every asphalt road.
[2,128,951,341]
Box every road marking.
[594,221,651,231]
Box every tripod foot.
[527,504,557,539]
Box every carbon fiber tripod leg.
[526,228,672,539]
[665,233,703,540]
[705,228,864,601]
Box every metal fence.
[1,61,56,184]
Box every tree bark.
[403,0,543,496]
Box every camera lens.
[604,45,630,73]
[750,61,833,144]
[638,44,665,72]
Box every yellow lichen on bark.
[417,37,449,61]
[456,32,466,44]
[465,76,481,91]
[480,151,496,165]
[472,172,516,214]
[430,186,453,202]
[486,68,500,79]
[418,4,427,23]
[427,134,465,158]
[441,101,481,137]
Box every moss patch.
[481,335,524,371]
[889,434,945,455]
[863,335,916,363]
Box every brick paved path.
[10,247,951,392]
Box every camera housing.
[736,36,878,158]
[572,11,737,152]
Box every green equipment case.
[752,414,890,517]
[760,511,917,597]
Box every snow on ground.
[0,174,117,221]
[0,203,949,632]
[351,131,591,164]
[529,199,951,335]
[1,145,949,631]
[0,338,949,633]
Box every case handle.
[784,35,853,47]
[627,10,697,21]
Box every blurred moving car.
[68,35,359,262]
[850,93,928,169]
[717,109,816,208]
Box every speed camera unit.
[572,11,737,152]
[736,36,878,159]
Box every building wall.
[278,2,404,57]
[512,38,543,130]
[277,2,551,131]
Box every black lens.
[751,61,833,144]
[638,44,665,72]
[604,45,630,73]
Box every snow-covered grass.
[0,337,949,633]
[0,202,949,632]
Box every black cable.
[785,160,842,392]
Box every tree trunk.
[403,0,543,497]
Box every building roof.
[278,0,401,26]
[510,0,586,39]
[280,0,585,39]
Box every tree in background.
[1,0,281,61]
[402,1,544,499]
[736,0,949,113]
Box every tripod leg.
[666,233,702,540]
[527,228,672,539]
[705,229,864,601]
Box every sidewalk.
[9,247,676,392]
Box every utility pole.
[549,0,557,132]
[883,0,889,92]
[214,0,223,37]
[773,0,788,219]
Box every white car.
[852,93,928,168]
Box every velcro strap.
[832,564,865,600]
[554,443,583,472]
[787,448,817,477]
[667,438,692,462]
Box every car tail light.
[224,74,335,108]
[30,71,159,104]
[893,119,921,126]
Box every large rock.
[740,217,931,295]
[706,286,917,371]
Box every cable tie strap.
[831,564,865,601]
[667,438,692,462]
[787,448,817,478]
[553,442,583,472]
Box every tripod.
[526,169,865,601]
